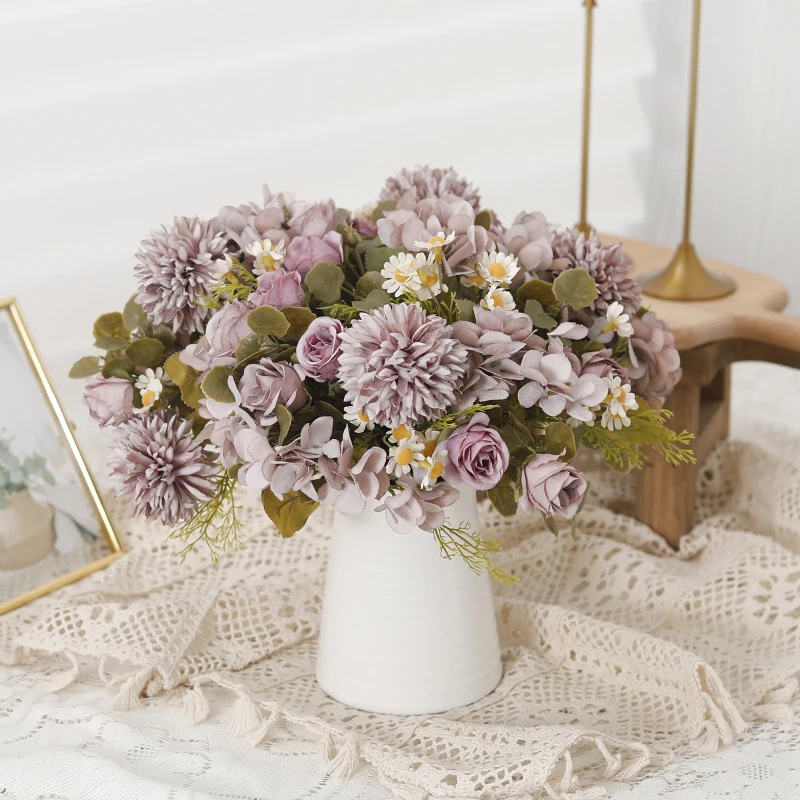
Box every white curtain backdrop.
[0,0,796,454]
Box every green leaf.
[355,271,385,298]
[317,401,345,423]
[282,306,317,339]
[500,424,525,452]
[69,356,101,379]
[247,305,290,337]
[275,404,292,445]
[545,421,578,463]
[365,245,400,273]
[102,355,135,380]
[94,336,130,350]
[474,209,493,231]
[304,261,346,304]
[371,199,396,222]
[516,279,556,307]
[125,337,165,368]
[542,513,560,536]
[235,332,267,364]
[261,488,319,538]
[487,477,518,518]
[455,299,476,323]
[352,289,392,312]
[164,353,204,410]
[201,366,235,403]
[122,296,148,332]
[552,269,597,310]
[93,312,130,347]
[145,324,177,347]
[523,299,557,331]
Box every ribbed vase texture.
[316,489,502,714]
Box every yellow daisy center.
[392,424,411,441]
[429,461,444,481]
[396,447,414,466]
[490,294,504,307]
[357,409,370,423]
[423,440,437,459]
[488,262,507,279]
[464,274,485,287]
[419,269,437,287]
[428,235,445,247]
[394,269,410,283]
[260,254,277,272]
[142,390,156,407]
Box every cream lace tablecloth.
[1,362,799,800]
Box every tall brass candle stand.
[639,0,735,300]
[576,0,596,236]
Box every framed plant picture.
[0,298,123,615]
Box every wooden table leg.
[636,381,700,548]
[635,365,731,547]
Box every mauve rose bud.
[83,376,134,428]
[442,412,509,491]
[519,452,587,520]
[288,199,343,237]
[239,358,308,427]
[352,216,378,238]
[250,268,306,309]
[283,232,343,278]
[180,299,253,371]
[296,317,344,383]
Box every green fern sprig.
[169,470,244,561]
[432,521,518,585]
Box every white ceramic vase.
[316,488,502,714]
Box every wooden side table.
[607,236,800,547]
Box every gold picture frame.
[0,298,123,615]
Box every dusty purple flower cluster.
[79,165,689,572]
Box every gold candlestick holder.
[639,0,734,301]
[576,0,596,236]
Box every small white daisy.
[386,432,425,478]
[601,376,639,430]
[344,405,375,434]
[135,367,167,412]
[418,430,448,488]
[212,253,236,282]
[413,230,456,264]
[246,238,286,276]
[480,285,516,312]
[478,251,519,285]
[602,301,634,338]
[381,252,424,296]
[415,254,445,300]
[460,267,489,290]
[389,424,413,444]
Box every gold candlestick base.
[639,242,735,301]
[575,221,593,237]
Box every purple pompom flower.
[134,216,228,335]
[337,304,468,429]
[109,411,217,526]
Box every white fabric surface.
[1,361,799,799]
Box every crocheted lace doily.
[1,412,799,799]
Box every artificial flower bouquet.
[72,166,693,579]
